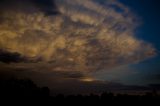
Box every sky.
[0,0,160,95]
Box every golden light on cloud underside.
[0,0,156,73]
[80,77,95,82]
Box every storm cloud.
[0,0,156,73]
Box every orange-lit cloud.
[0,0,156,74]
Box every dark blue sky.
[119,0,160,85]
[94,0,160,85]
[119,0,160,49]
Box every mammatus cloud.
[0,0,156,73]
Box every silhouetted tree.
[0,78,160,105]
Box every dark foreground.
[0,78,160,105]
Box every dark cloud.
[0,49,42,63]
[50,81,154,95]
[150,74,160,80]
[0,0,59,15]
[0,65,159,95]
[149,84,160,90]
[32,0,59,15]
[0,49,27,63]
